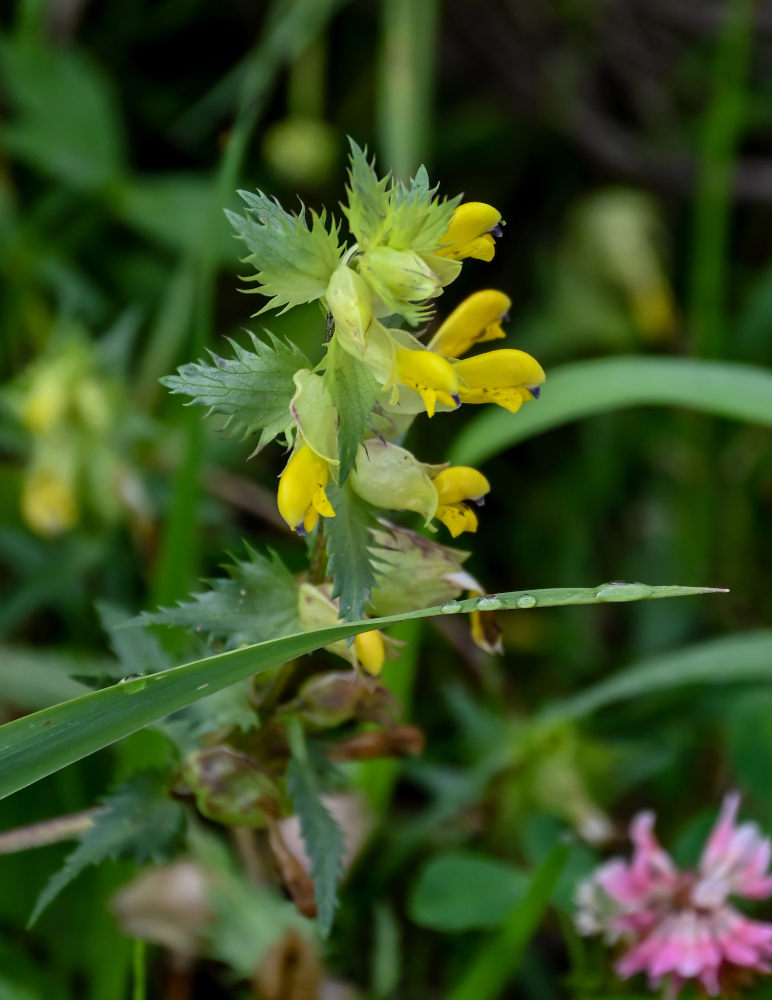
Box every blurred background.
[1,0,772,997]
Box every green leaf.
[450,356,772,465]
[368,522,471,617]
[97,602,172,677]
[446,843,568,1000]
[325,341,380,482]
[342,140,392,248]
[408,852,530,931]
[0,646,94,710]
[285,719,345,937]
[228,191,343,312]
[0,39,124,189]
[726,690,772,812]
[29,772,185,926]
[387,167,460,253]
[207,873,310,978]
[0,583,723,804]
[342,142,457,254]
[546,630,772,720]
[160,331,306,451]
[325,480,380,621]
[137,545,300,648]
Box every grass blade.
[546,630,772,720]
[445,843,568,1000]
[449,356,772,466]
[0,583,722,802]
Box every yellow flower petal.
[278,444,335,533]
[453,349,545,390]
[435,203,502,260]
[457,385,532,413]
[354,629,386,676]
[428,290,511,358]
[395,349,459,419]
[436,503,478,537]
[432,466,490,506]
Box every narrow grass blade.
[0,583,722,802]
[546,630,772,721]
[449,356,772,466]
[445,843,568,1000]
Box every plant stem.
[0,806,102,854]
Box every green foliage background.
[1,0,772,997]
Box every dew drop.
[516,594,536,609]
[239,589,247,596]
[476,596,502,611]
[440,600,462,614]
[594,581,651,602]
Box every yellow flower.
[453,349,546,413]
[428,290,511,358]
[432,466,490,538]
[21,464,78,536]
[354,629,386,676]
[395,348,459,418]
[277,444,336,534]
[435,202,502,261]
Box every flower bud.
[349,439,438,523]
[359,246,442,323]
[327,265,374,353]
[182,746,279,827]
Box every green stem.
[688,0,755,358]
[377,0,438,178]
[0,807,102,854]
[132,939,146,1000]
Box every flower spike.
[435,202,503,261]
[428,290,511,358]
[277,444,336,534]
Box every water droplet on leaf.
[516,594,536,609]
[476,596,502,611]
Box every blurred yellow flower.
[22,464,78,536]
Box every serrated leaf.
[342,140,392,248]
[29,772,185,926]
[342,142,459,256]
[324,481,380,621]
[388,167,461,253]
[137,545,300,647]
[160,331,305,451]
[325,341,380,482]
[228,191,344,312]
[285,719,345,937]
